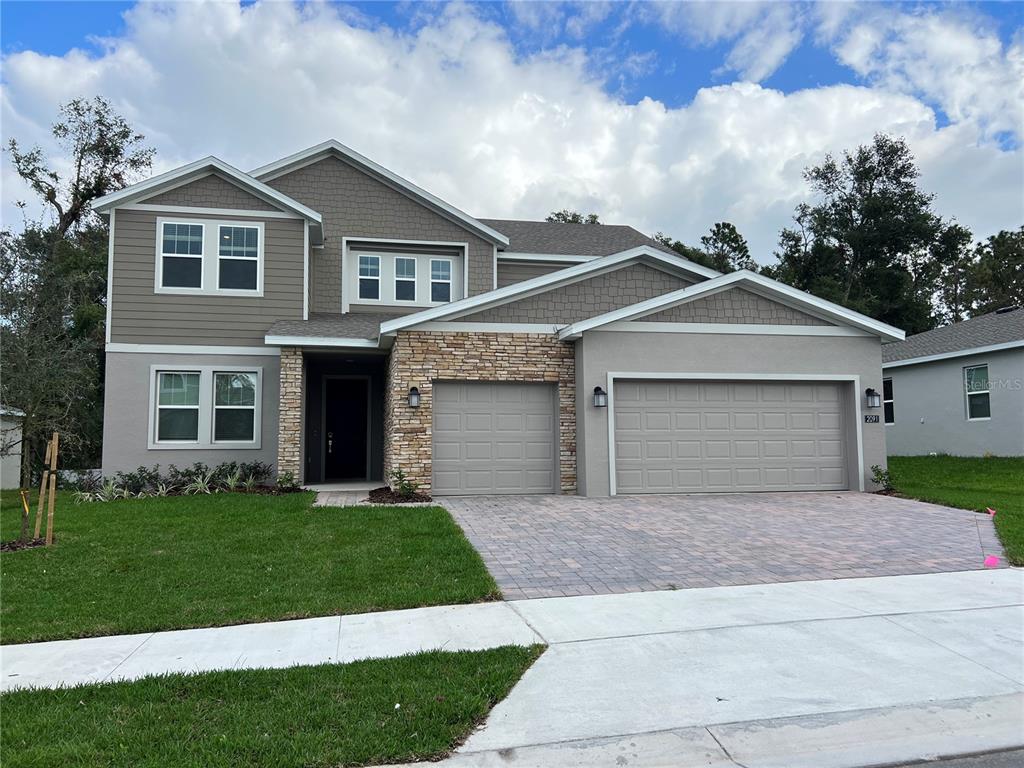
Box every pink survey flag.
[987,508,997,517]
[984,555,1000,568]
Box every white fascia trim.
[380,246,720,335]
[249,140,509,246]
[107,343,281,356]
[492,245,498,290]
[122,204,303,220]
[882,340,1024,368]
[559,270,905,342]
[104,209,115,345]
[498,252,599,263]
[263,335,381,349]
[412,322,564,333]
[604,372,865,496]
[303,221,310,320]
[599,322,874,337]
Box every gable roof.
[380,245,720,335]
[250,139,509,247]
[556,270,906,342]
[265,312,403,348]
[91,157,324,244]
[480,218,680,259]
[882,306,1024,367]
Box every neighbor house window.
[160,223,204,288]
[430,258,452,303]
[217,226,259,291]
[358,255,380,300]
[213,371,257,442]
[883,378,894,425]
[964,364,990,420]
[395,257,416,302]
[156,371,201,442]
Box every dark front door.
[324,377,369,480]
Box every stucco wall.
[883,348,1024,456]
[1,415,23,489]
[101,351,281,475]
[575,331,887,496]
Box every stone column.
[277,346,303,482]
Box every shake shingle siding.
[109,209,305,345]
[643,287,831,325]
[265,156,495,312]
[146,173,279,211]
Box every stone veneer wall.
[277,347,303,481]
[385,331,576,494]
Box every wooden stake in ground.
[44,432,59,546]
[18,489,31,544]
[34,440,52,540]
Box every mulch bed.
[1,538,46,552]
[367,487,433,504]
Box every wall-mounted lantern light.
[593,386,608,408]
[865,387,881,409]
[408,386,421,408]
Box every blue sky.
[2,1,1021,256]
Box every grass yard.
[0,491,499,644]
[1,645,542,768]
[888,455,1024,566]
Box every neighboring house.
[882,307,1024,457]
[1,407,25,490]
[93,139,904,497]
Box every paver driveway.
[443,492,1005,599]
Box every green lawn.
[1,645,542,768]
[888,455,1024,566]
[0,491,499,644]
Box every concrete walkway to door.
[443,492,1006,599]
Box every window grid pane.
[219,259,258,290]
[358,255,380,277]
[968,392,991,419]
[218,226,259,258]
[395,257,416,279]
[162,223,203,256]
[215,372,256,406]
[431,282,451,302]
[430,260,451,281]
[159,372,200,406]
[214,409,255,441]
[359,278,379,300]
[966,366,989,393]
[158,409,199,441]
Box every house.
[93,139,904,496]
[1,406,25,489]
[882,307,1024,457]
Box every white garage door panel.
[433,382,557,495]
[614,381,849,493]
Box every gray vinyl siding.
[109,209,304,346]
[496,260,571,288]
[264,156,495,312]
[146,173,279,210]
[643,287,832,325]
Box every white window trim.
[212,371,261,445]
[431,258,453,304]
[394,256,417,303]
[216,224,262,294]
[340,237,468,312]
[157,221,205,292]
[357,253,382,302]
[148,365,263,450]
[153,371,202,445]
[883,377,894,425]
[154,217,264,297]
[964,364,991,422]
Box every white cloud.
[1,0,1020,262]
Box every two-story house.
[94,140,903,496]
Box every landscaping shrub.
[70,461,288,503]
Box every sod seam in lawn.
[0,491,500,644]
[888,455,1024,566]
[1,644,544,768]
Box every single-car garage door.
[433,381,557,495]
[614,380,849,493]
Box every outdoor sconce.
[593,386,608,408]
[865,387,881,409]
[408,387,421,408]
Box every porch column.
[277,346,303,482]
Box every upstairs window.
[964,365,990,420]
[395,257,416,302]
[156,371,201,442]
[883,378,894,425]
[218,226,259,291]
[430,258,452,303]
[160,223,204,288]
[358,255,380,300]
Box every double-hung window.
[151,367,261,448]
[358,255,380,300]
[214,372,257,442]
[218,226,259,291]
[156,372,201,442]
[160,223,204,288]
[964,365,990,420]
[883,378,894,425]
[430,259,452,303]
[395,257,416,302]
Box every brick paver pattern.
[443,492,1006,600]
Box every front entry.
[323,377,370,481]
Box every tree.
[700,222,757,273]
[546,209,601,224]
[653,232,716,270]
[932,223,976,323]
[971,227,1024,316]
[769,134,943,334]
[2,96,154,485]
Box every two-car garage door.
[614,380,849,493]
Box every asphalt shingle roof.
[266,312,403,341]
[882,306,1024,363]
[479,218,679,258]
